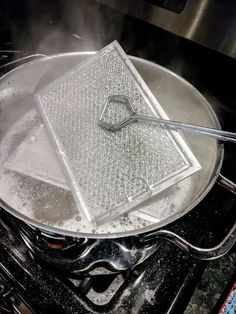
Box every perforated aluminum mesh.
[3,123,68,191]
[36,41,200,225]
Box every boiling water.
[0,108,194,234]
[0,52,219,237]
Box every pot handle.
[141,174,236,260]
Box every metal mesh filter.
[3,122,68,191]
[35,41,201,226]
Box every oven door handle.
[141,174,236,260]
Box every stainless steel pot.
[0,53,235,271]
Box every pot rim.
[0,52,224,239]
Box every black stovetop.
[0,1,236,313]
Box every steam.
[9,0,126,55]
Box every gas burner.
[3,211,159,276]
[67,272,129,305]
[0,209,208,313]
